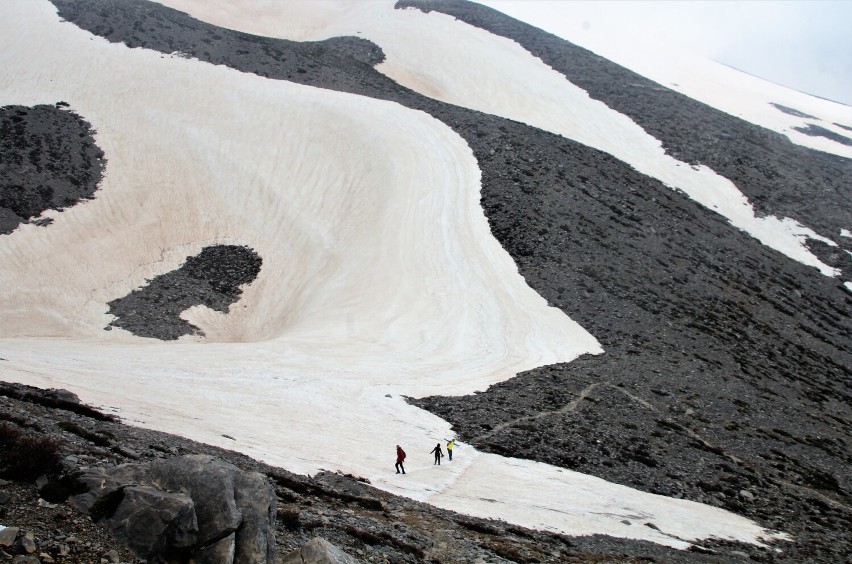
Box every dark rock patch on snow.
[770,102,818,119]
[106,245,261,340]
[792,123,852,146]
[835,122,852,132]
[0,104,104,235]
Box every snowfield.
[161,0,849,288]
[4,0,835,550]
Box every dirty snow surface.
[7,0,843,551]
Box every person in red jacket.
[395,445,406,474]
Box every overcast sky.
[480,1,852,106]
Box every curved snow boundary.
[156,1,839,280]
[0,0,789,551]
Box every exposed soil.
[2,0,847,561]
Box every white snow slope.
[0,0,806,550]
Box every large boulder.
[71,455,275,563]
[100,485,197,560]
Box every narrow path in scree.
[470,381,740,466]
[469,379,852,518]
[471,381,607,443]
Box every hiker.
[446,439,455,461]
[430,443,444,465]
[395,445,406,474]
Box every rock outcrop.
[71,455,276,563]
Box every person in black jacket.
[430,443,444,465]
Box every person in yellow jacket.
[446,439,455,461]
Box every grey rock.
[0,528,18,548]
[19,531,36,554]
[71,455,275,563]
[739,489,755,501]
[101,549,120,563]
[97,485,197,560]
[11,556,39,564]
[150,455,242,547]
[192,532,235,564]
[281,537,359,564]
[113,447,139,460]
[43,388,80,404]
[232,467,276,563]
[0,491,9,505]
[61,455,80,472]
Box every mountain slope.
[1,0,849,561]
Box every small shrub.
[0,430,62,480]
[0,422,25,448]
[276,504,300,529]
[57,421,112,447]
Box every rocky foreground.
[1,381,781,563]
